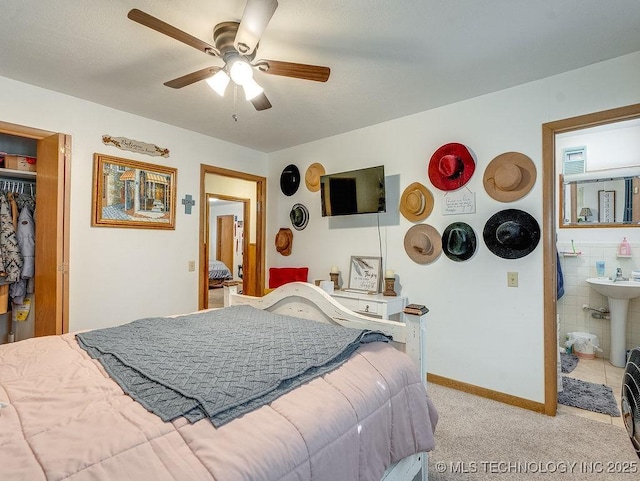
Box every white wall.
[266,51,640,403]
[0,75,267,332]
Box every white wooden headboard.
[223,281,427,388]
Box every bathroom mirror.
[557,112,640,228]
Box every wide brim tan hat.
[483,152,536,202]
[305,163,325,192]
[275,228,293,256]
[404,224,442,264]
[400,182,434,222]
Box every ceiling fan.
[127,0,330,111]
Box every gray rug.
[560,352,578,373]
[558,376,620,416]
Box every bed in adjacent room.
[208,259,234,288]
[0,282,437,481]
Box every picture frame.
[348,256,382,293]
[598,190,615,223]
[92,153,177,229]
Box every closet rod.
[0,178,36,196]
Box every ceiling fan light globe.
[206,70,230,96]
[229,60,254,85]
[242,77,264,101]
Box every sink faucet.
[613,267,628,282]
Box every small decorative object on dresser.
[348,256,382,293]
[329,266,340,291]
[403,304,429,316]
[383,269,397,296]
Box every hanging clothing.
[556,250,565,300]
[10,206,35,305]
[0,193,23,284]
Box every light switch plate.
[507,272,518,287]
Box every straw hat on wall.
[305,163,325,192]
[275,228,293,256]
[400,182,434,222]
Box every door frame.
[541,102,640,415]
[0,121,71,336]
[199,164,266,310]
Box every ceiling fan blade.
[164,67,221,89]
[251,92,272,111]
[234,0,279,55]
[257,60,330,82]
[128,9,219,56]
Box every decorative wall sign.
[598,190,615,222]
[348,256,382,293]
[442,189,476,215]
[102,135,170,158]
[92,153,177,230]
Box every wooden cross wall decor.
[181,194,196,214]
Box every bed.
[209,259,233,288]
[0,282,437,481]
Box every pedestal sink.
[586,277,640,367]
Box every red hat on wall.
[428,142,475,191]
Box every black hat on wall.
[442,222,477,262]
[483,209,540,259]
[280,164,300,196]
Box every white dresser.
[330,290,408,321]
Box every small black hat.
[280,164,301,196]
[289,203,309,230]
[483,209,540,259]
[442,222,477,262]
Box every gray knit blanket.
[76,305,389,426]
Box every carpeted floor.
[557,376,620,417]
[426,383,638,480]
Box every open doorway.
[199,164,266,310]
[541,103,640,416]
[206,194,249,307]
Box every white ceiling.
[1,1,639,153]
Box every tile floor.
[557,355,625,429]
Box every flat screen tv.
[320,165,386,217]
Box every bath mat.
[558,376,620,416]
[561,352,579,373]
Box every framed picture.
[598,190,615,223]
[348,256,382,293]
[92,153,177,229]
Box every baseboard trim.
[427,373,549,415]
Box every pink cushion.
[269,267,309,289]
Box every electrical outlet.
[507,271,518,287]
[188,260,195,272]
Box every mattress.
[0,321,437,480]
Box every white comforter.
[0,332,437,481]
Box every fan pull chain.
[232,85,238,122]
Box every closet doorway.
[199,164,266,309]
[0,121,70,341]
